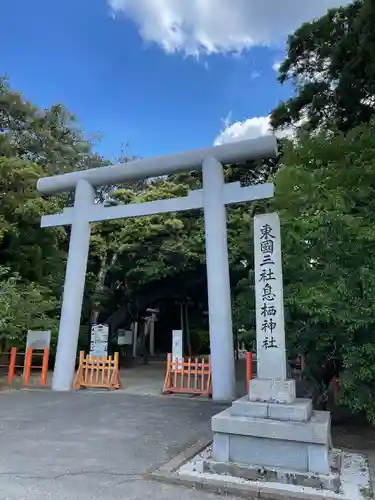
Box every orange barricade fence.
[0,347,49,387]
[0,348,17,383]
[163,353,212,397]
[73,351,121,390]
[246,351,254,393]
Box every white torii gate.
[37,135,278,401]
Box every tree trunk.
[89,252,119,349]
[90,309,100,325]
[91,254,108,325]
[180,302,185,354]
[139,320,149,365]
[90,252,119,324]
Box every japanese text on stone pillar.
[259,223,279,350]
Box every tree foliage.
[270,0,375,134]
[0,76,105,175]
[0,77,107,350]
[274,125,375,420]
[0,266,58,350]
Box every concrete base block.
[212,408,331,446]
[211,433,229,462]
[212,432,330,474]
[203,457,340,493]
[249,378,296,404]
[231,397,268,418]
[228,433,309,471]
[174,444,372,500]
[231,395,312,422]
[308,443,330,475]
[211,406,331,475]
[268,399,312,422]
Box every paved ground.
[0,390,241,500]
[119,358,250,397]
[0,357,250,396]
[3,358,250,396]
[1,361,375,499]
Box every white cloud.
[108,0,350,57]
[272,61,282,73]
[214,115,293,146]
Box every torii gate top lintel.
[37,135,278,195]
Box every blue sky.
[1,0,347,160]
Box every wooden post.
[194,357,198,390]
[332,376,340,405]
[24,348,33,386]
[8,347,17,384]
[40,348,49,386]
[163,353,171,393]
[132,322,138,358]
[200,357,205,392]
[246,351,253,393]
[208,355,212,396]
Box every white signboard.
[172,329,183,369]
[237,342,247,360]
[254,213,287,380]
[117,329,133,346]
[90,324,109,356]
[26,330,51,350]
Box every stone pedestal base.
[203,453,341,493]
[249,378,296,404]
[166,378,370,499]
[211,392,332,476]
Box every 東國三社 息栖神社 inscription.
[254,213,287,380]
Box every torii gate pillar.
[52,179,95,391]
[203,157,235,400]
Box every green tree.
[87,176,206,323]
[0,77,115,352]
[0,266,58,350]
[273,123,375,421]
[270,0,375,134]
[0,76,106,176]
[0,156,66,288]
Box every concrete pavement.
[1,364,374,499]
[0,390,240,500]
